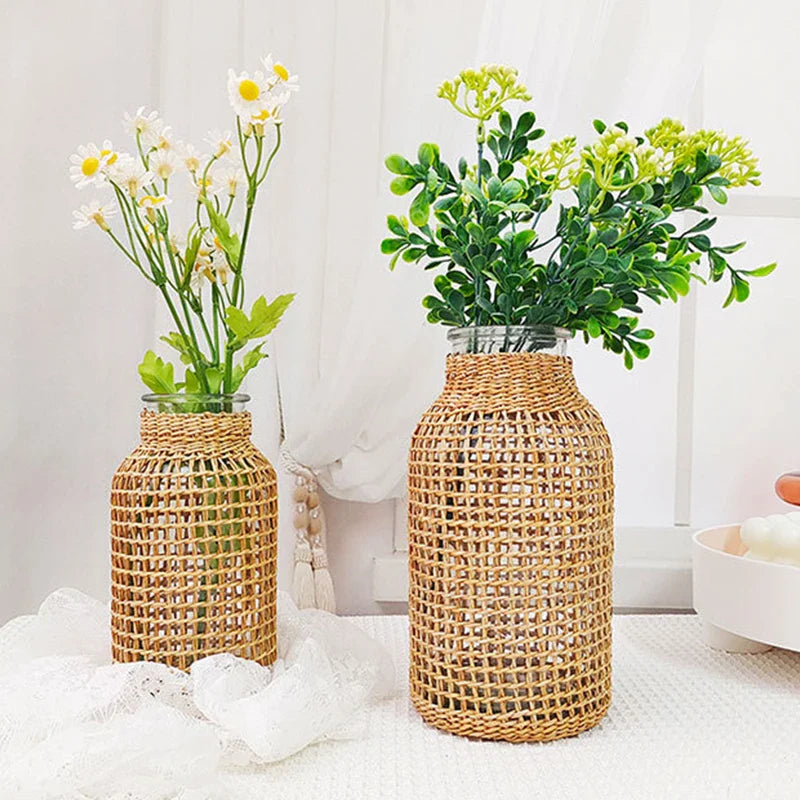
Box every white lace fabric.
[0,589,394,799]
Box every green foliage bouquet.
[69,55,298,397]
[382,65,776,366]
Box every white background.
[1,0,798,619]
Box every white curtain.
[271,0,488,503]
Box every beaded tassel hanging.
[280,443,336,612]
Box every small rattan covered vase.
[110,394,278,669]
[408,326,614,742]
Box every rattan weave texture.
[408,352,614,741]
[110,411,278,669]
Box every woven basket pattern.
[408,353,614,742]
[111,411,278,669]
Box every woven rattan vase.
[408,326,614,742]
[110,394,278,670]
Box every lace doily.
[0,589,395,799]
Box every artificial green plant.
[382,64,775,366]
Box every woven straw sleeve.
[110,411,278,669]
[408,353,614,742]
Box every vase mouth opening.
[141,393,251,414]
[447,325,572,355]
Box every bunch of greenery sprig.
[382,64,775,366]
[70,55,299,395]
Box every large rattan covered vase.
[110,394,278,670]
[408,326,614,742]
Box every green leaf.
[499,180,523,203]
[225,293,295,346]
[390,176,417,195]
[418,143,438,167]
[514,111,536,137]
[587,288,613,306]
[662,270,690,296]
[589,244,608,265]
[624,349,634,370]
[498,110,512,135]
[708,184,727,204]
[743,262,777,278]
[592,119,606,134]
[381,238,405,254]
[138,350,177,394]
[160,332,196,365]
[229,343,268,391]
[409,190,430,226]
[206,367,224,393]
[446,288,465,313]
[183,368,200,394]
[202,198,241,267]
[385,154,414,175]
[628,340,651,360]
[587,318,602,338]
[733,275,750,302]
[386,214,407,236]
[631,328,655,340]
[182,231,202,289]
[513,229,538,251]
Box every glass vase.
[407,326,614,741]
[110,394,278,669]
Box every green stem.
[257,125,281,186]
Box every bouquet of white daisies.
[69,55,298,399]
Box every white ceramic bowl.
[692,524,800,653]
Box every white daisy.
[138,194,171,212]
[149,149,181,181]
[152,125,174,151]
[216,165,246,197]
[68,140,118,188]
[211,237,234,285]
[175,141,205,174]
[248,105,283,129]
[110,157,154,196]
[73,199,117,231]
[123,106,164,147]
[261,54,299,93]
[192,169,224,199]
[227,68,271,121]
[168,231,185,256]
[205,129,233,159]
[190,246,215,291]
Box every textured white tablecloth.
[235,613,800,800]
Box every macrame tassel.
[292,538,315,609]
[280,441,338,613]
[312,545,336,613]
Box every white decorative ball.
[740,516,771,549]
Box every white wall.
[2,0,798,620]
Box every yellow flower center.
[252,108,271,122]
[81,157,100,176]
[238,79,260,102]
[273,63,289,81]
[100,149,117,165]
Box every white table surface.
[225,614,800,800]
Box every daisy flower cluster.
[68,56,298,398]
